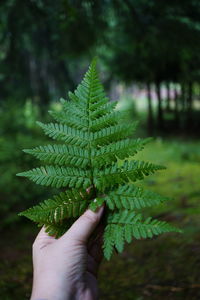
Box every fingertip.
[88,204,105,218]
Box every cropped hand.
[31,205,104,300]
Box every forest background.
[0,1,200,299]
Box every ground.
[1,139,200,299]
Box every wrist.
[31,276,87,300]
[31,274,73,300]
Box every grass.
[1,138,200,299]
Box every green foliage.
[20,190,87,223]
[23,144,90,167]
[104,184,169,210]
[17,60,181,260]
[18,165,92,189]
[104,210,179,258]
[0,101,50,228]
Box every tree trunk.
[174,86,179,129]
[186,82,193,131]
[166,82,171,111]
[155,82,164,131]
[181,82,186,112]
[146,83,154,135]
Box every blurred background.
[0,1,200,299]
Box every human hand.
[31,205,104,300]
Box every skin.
[31,206,104,300]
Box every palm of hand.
[31,207,104,300]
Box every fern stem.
[87,62,97,198]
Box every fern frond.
[63,100,88,116]
[42,221,75,238]
[61,102,88,120]
[103,210,181,260]
[74,58,108,105]
[68,92,79,103]
[94,160,165,190]
[19,189,91,224]
[18,59,181,260]
[104,184,169,210]
[23,144,90,168]
[49,110,89,131]
[90,111,122,131]
[17,165,91,188]
[37,122,89,147]
[90,101,118,120]
[92,123,137,147]
[92,138,151,168]
[103,222,115,260]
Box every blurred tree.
[0,0,107,107]
[100,0,200,133]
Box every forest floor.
[1,138,200,300]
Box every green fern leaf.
[103,210,182,259]
[92,123,137,147]
[41,221,75,238]
[103,223,115,260]
[104,184,169,210]
[94,160,165,191]
[23,144,90,168]
[18,58,182,259]
[90,111,121,131]
[49,110,89,131]
[17,165,91,188]
[19,189,91,224]
[92,137,151,168]
[37,122,90,147]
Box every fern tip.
[18,210,27,217]
[91,56,98,65]
[23,149,32,154]
[60,97,66,104]
[36,121,43,127]
[16,172,25,177]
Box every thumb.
[61,205,104,244]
